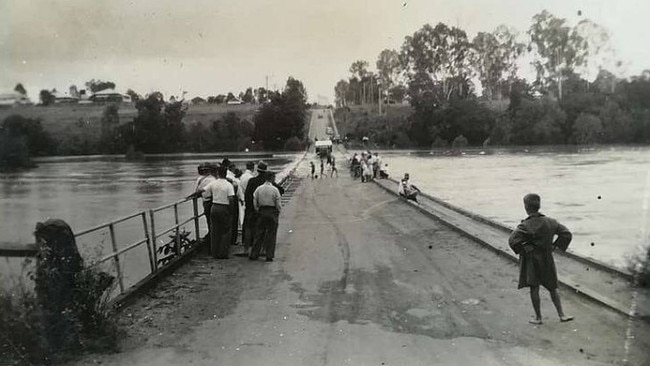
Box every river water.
[374,146,650,269]
[0,154,298,287]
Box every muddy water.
[370,146,650,269]
[0,154,298,286]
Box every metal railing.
[1,197,204,298]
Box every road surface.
[72,109,650,366]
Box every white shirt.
[195,175,217,201]
[398,179,415,195]
[206,178,235,205]
[239,169,254,194]
[253,182,282,211]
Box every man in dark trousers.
[509,193,574,325]
[250,171,282,261]
[243,161,284,254]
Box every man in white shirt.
[206,165,235,259]
[192,163,217,241]
[250,171,282,262]
[397,173,420,203]
[239,161,255,251]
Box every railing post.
[141,211,155,273]
[192,197,200,244]
[174,203,180,255]
[108,223,125,294]
[149,210,158,271]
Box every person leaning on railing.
[196,163,217,241]
[189,164,235,259]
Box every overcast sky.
[1,0,649,103]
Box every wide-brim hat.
[257,161,268,173]
[221,158,232,168]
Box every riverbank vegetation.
[334,10,650,149]
[0,77,309,169]
[0,262,118,364]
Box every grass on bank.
[0,103,258,141]
[0,258,119,365]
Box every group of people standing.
[310,152,338,179]
[190,159,284,262]
[350,151,389,182]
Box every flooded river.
[0,154,298,286]
[377,146,650,269]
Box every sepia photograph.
[1,0,649,365]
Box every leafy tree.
[473,26,525,99]
[39,90,55,106]
[226,92,236,102]
[510,97,565,144]
[401,23,474,101]
[242,87,254,103]
[349,60,370,104]
[85,80,116,93]
[255,88,269,103]
[528,10,588,99]
[126,89,141,103]
[1,115,55,157]
[120,92,186,153]
[573,113,602,144]
[254,77,308,150]
[99,104,122,153]
[334,79,349,107]
[14,83,27,95]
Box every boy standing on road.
[508,193,574,325]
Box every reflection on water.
[376,146,650,268]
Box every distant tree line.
[334,10,650,148]
[0,77,308,169]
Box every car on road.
[318,114,323,118]
[326,126,333,135]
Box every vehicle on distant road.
[326,126,333,135]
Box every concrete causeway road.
[74,109,650,366]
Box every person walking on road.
[206,165,235,259]
[330,156,338,178]
[320,159,324,179]
[508,193,574,325]
[250,172,282,262]
[310,161,315,179]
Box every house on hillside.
[52,91,79,104]
[191,96,206,105]
[226,98,243,105]
[0,92,32,107]
[90,89,132,104]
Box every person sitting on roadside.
[379,163,389,179]
[397,173,420,202]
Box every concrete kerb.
[384,176,633,281]
[371,177,642,320]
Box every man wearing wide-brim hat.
[243,161,284,255]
